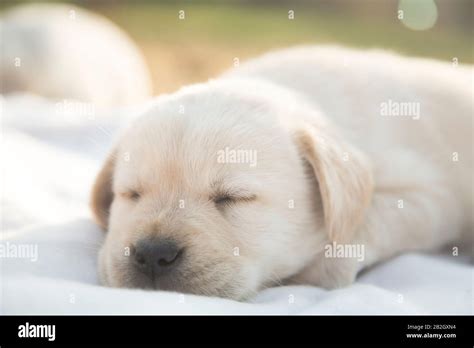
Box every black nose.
[132,239,182,279]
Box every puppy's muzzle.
[132,238,183,281]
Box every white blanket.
[1,94,472,314]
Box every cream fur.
[92,46,472,299]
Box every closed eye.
[120,190,141,201]
[212,192,257,206]
[213,195,235,205]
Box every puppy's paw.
[287,255,359,289]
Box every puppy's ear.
[294,124,373,243]
[90,152,116,230]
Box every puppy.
[0,3,152,108]
[91,46,472,299]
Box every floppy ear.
[294,124,373,243]
[90,152,116,230]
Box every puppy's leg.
[290,185,462,289]
[290,155,465,289]
[287,254,359,289]
[359,183,464,267]
[359,150,467,268]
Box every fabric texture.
[1,95,471,314]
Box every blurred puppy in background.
[0,3,152,108]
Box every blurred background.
[1,0,472,95]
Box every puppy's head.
[91,80,373,299]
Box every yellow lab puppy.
[92,46,472,299]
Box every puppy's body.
[92,46,472,298]
[227,46,473,281]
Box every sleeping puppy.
[91,46,472,299]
